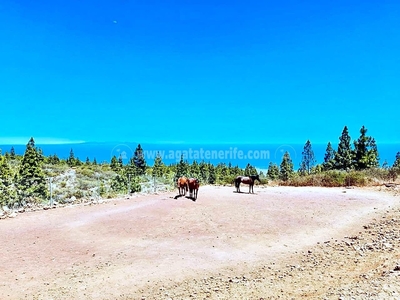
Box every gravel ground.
[0,185,398,299]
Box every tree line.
[0,125,399,206]
[0,138,258,206]
[269,125,399,181]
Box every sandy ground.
[0,185,399,299]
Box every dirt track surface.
[1,185,399,299]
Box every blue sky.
[1,0,399,145]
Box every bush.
[218,175,236,185]
[322,171,346,187]
[76,167,95,178]
[345,171,368,187]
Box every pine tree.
[267,162,280,180]
[152,152,164,178]
[132,144,146,176]
[322,142,335,171]
[199,160,209,183]
[230,165,243,177]
[67,149,77,167]
[353,126,379,170]
[334,126,353,170]
[280,151,294,181]
[175,154,189,181]
[382,160,389,170]
[118,155,123,169]
[93,158,97,165]
[17,137,48,202]
[368,138,379,168]
[244,163,258,176]
[10,147,16,159]
[111,173,128,193]
[85,157,91,165]
[0,156,16,206]
[299,140,315,175]
[208,163,216,184]
[47,154,61,165]
[110,155,120,171]
[190,160,200,178]
[393,152,400,169]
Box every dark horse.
[177,176,189,196]
[234,175,260,194]
[188,178,200,200]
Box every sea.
[1,142,398,172]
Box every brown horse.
[177,176,189,196]
[234,175,260,194]
[188,178,200,200]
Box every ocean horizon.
[1,142,398,170]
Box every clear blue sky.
[1,0,399,145]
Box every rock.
[9,212,17,218]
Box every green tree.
[132,144,146,175]
[118,155,123,168]
[152,152,164,178]
[66,148,82,167]
[353,126,379,170]
[279,151,294,181]
[267,162,280,180]
[111,169,141,194]
[393,152,400,169]
[322,142,335,171]
[175,154,189,181]
[199,160,209,183]
[10,147,16,159]
[110,155,120,172]
[382,160,389,170]
[208,163,216,184]
[244,163,258,176]
[334,126,353,170]
[111,173,128,193]
[66,148,75,167]
[47,154,61,165]
[85,157,91,166]
[190,160,200,178]
[299,140,316,175]
[17,137,48,202]
[0,156,16,206]
[230,165,242,177]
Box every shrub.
[345,171,368,186]
[322,171,346,187]
[76,168,95,178]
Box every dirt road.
[0,185,398,299]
